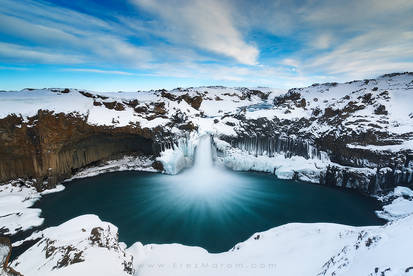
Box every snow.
[376,186,413,221]
[157,134,199,174]
[394,186,413,197]
[218,148,326,183]
[0,182,42,235]
[213,137,373,184]
[242,73,413,143]
[157,148,187,175]
[378,197,413,220]
[40,184,66,195]
[0,243,9,269]
[0,181,66,235]
[1,76,413,275]
[0,86,279,131]
[11,215,134,276]
[67,155,156,180]
[347,140,413,153]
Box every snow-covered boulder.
[11,215,134,276]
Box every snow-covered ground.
[265,73,413,138]
[0,181,64,235]
[376,186,413,221]
[67,155,156,180]
[0,86,278,129]
[9,186,413,276]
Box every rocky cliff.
[0,74,412,194]
[0,110,155,191]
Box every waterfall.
[193,135,213,171]
[161,134,246,199]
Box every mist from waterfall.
[164,135,245,199]
[150,134,255,213]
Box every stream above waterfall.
[31,136,385,253]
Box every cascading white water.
[192,135,214,171]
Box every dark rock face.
[0,111,155,191]
[222,134,324,160]
[160,91,203,110]
[220,111,412,194]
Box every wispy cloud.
[0,65,29,71]
[65,68,137,76]
[0,0,412,89]
[0,0,151,67]
[0,42,84,64]
[130,0,259,65]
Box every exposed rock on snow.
[376,186,413,221]
[0,237,21,276]
[11,215,134,276]
[216,73,413,192]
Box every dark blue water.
[34,170,384,253]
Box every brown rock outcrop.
[0,110,156,191]
[0,237,22,276]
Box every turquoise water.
[35,170,384,253]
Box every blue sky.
[0,0,412,91]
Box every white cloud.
[304,29,413,78]
[131,0,259,65]
[64,68,136,75]
[234,0,413,81]
[311,33,333,50]
[0,0,151,66]
[0,42,84,64]
[0,0,412,89]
